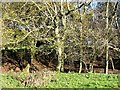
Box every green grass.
[0,74,24,88]
[0,72,120,88]
[43,72,120,88]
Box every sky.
[90,0,98,9]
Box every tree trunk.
[79,21,83,73]
[55,1,66,72]
[55,20,63,71]
[79,60,82,73]
[54,14,61,71]
[91,45,96,72]
[57,46,62,71]
[105,40,109,74]
[79,6,86,73]
[105,0,109,74]
[60,0,66,72]
[79,14,83,73]
[110,56,115,70]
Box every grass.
[0,72,120,88]
[0,73,24,88]
[43,72,120,88]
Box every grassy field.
[0,72,120,88]
[45,72,120,88]
[0,73,24,88]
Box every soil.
[1,58,120,74]
[1,59,48,73]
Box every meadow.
[0,72,120,88]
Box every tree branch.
[109,45,120,52]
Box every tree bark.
[55,1,66,72]
[105,40,109,74]
[60,0,66,72]
[79,12,84,73]
[105,0,109,74]
[110,56,115,70]
[55,16,62,71]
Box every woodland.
[0,0,120,88]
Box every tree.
[1,0,120,73]
[105,0,109,74]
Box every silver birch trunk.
[79,13,83,73]
[105,0,109,74]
